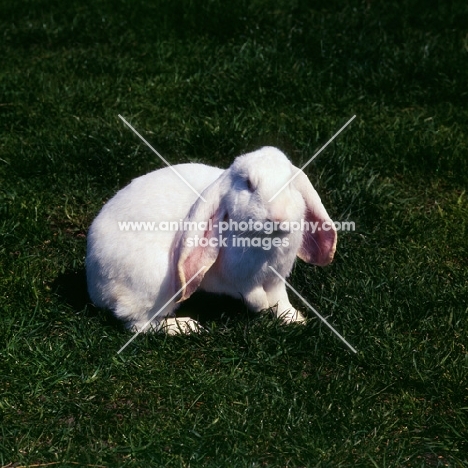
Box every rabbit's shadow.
[53,268,90,312]
[53,268,253,328]
[176,290,254,326]
[52,268,122,329]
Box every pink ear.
[293,169,337,266]
[173,174,227,301]
[176,214,221,301]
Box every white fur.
[86,147,337,333]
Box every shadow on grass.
[52,268,254,330]
[52,268,89,311]
[176,290,256,327]
[52,268,125,330]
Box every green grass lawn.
[1,0,468,466]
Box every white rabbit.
[86,146,337,334]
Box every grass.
[1,0,468,466]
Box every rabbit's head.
[174,147,337,300]
[222,147,306,230]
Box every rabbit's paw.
[163,317,205,335]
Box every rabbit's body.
[87,163,223,331]
[86,147,337,333]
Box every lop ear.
[173,172,228,302]
[293,168,337,266]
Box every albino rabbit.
[86,146,337,334]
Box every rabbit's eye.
[246,178,255,192]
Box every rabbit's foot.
[163,317,204,335]
[275,307,306,324]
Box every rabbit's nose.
[268,210,288,230]
[269,196,293,217]
[267,208,288,226]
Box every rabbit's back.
[97,163,223,222]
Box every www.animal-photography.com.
[1,1,467,467]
